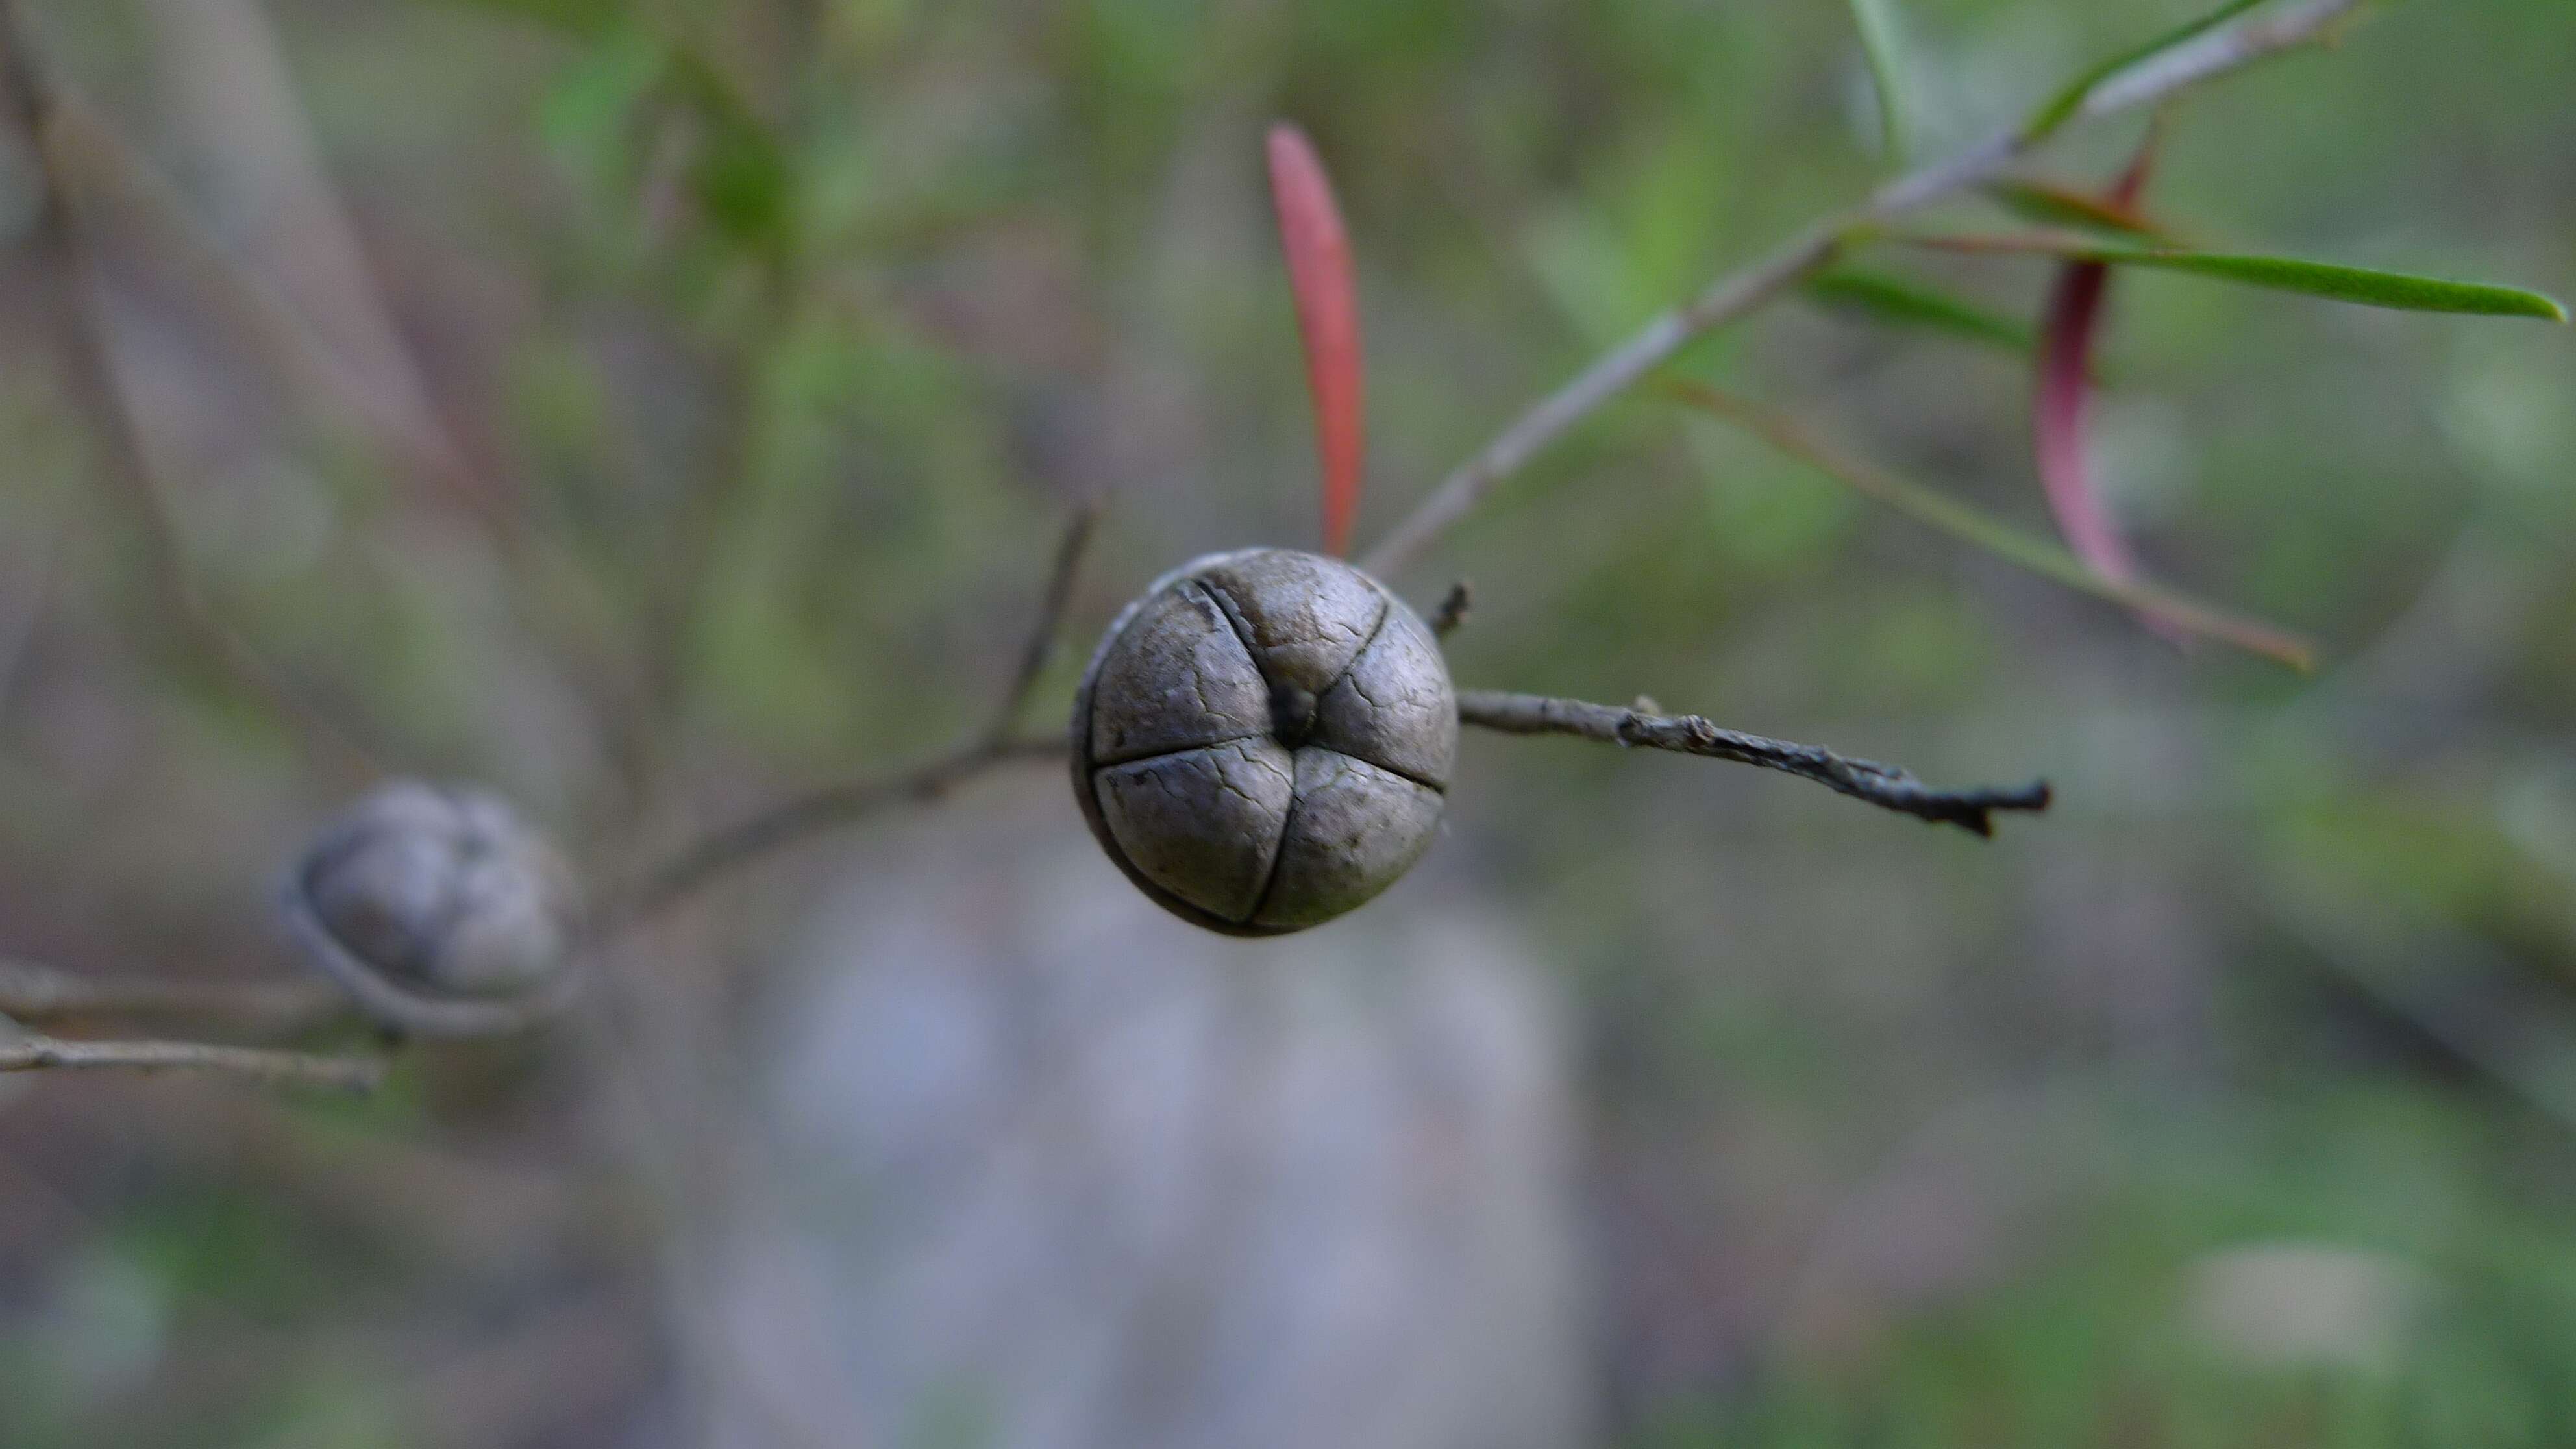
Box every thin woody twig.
[0,957,345,1032]
[1456,689,2050,836]
[987,506,1101,747]
[598,506,1102,929]
[0,1032,385,1092]
[597,737,1067,931]
[1359,0,2364,578]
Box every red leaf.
[2035,262,2140,580]
[2032,132,2189,646]
[1267,123,1365,558]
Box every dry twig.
[1457,689,2050,836]
[599,506,1101,928]
[598,737,1068,930]
[1359,0,2364,577]
[0,957,345,1032]
[0,1031,384,1092]
[1428,582,1473,639]
[986,506,1102,747]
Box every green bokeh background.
[1,0,2572,1444]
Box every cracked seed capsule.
[1070,547,1456,935]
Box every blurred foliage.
[0,0,2571,1444]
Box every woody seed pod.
[282,780,583,1036]
[1071,548,1456,935]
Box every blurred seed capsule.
[282,780,582,1036]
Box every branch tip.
[1458,689,2051,837]
[1429,581,1472,638]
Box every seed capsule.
[1071,548,1455,935]
[282,780,582,1035]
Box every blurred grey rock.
[713,787,1583,1449]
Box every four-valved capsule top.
[1070,548,1456,935]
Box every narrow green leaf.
[1804,268,2033,353]
[1985,179,2177,242]
[2104,251,2569,320]
[1847,0,1914,164]
[1670,382,2316,669]
[2022,0,2269,142]
[1901,232,2570,321]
